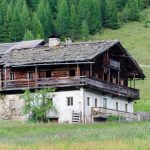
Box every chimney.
[49,38,61,48]
[65,38,72,44]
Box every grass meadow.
[0,121,149,150]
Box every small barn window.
[116,102,119,111]
[103,98,107,108]
[95,98,98,107]
[10,73,15,80]
[46,71,51,78]
[87,97,90,106]
[27,72,33,80]
[125,104,128,112]
[67,97,73,106]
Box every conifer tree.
[81,20,89,40]
[105,0,120,29]
[9,1,22,41]
[100,0,108,27]
[37,0,53,38]
[23,29,34,40]
[55,0,70,37]
[69,4,79,39]
[86,0,102,34]
[78,0,87,23]
[0,0,7,42]
[26,0,39,11]
[32,13,44,39]
[123,0,140,21]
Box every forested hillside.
[0,0,150,42]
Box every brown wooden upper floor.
[0,40,145,100]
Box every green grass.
[0,121,149,149]
[89,21,150,112]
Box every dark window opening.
[116,102,119,111]
[125,104,128,112]
[87,97,90,106]
[10,73,15,80]
[95,98,98,107]
[69,70,76,77]
[67,97,73,106]
[46,71,51,78]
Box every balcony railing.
[91,107,139,121]
[0,76,139,99]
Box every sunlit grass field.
[89,21,150,112]
[0,121,149,150]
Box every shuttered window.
[67,97,73,106]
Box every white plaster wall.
[48,89,83,123]
[83,89,134,123]
[0,88,134,123]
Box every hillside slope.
[89,22,150,112]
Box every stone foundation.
[0,94,28,121]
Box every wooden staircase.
[72,111,82,123]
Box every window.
[69,70,75,77]
[103,98,107,108]
[67,97,73,106]
[116,102,119,111]
[87,97,90,106]
[95,98,98,107]
[46,71,51,78]
[10,73,15,80]
[125,104,128,112]
[27,72,33,80]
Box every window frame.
[103,98,107,109]
[27,72,33,80]
[9,72,15,80]
[125,104,128,112]
[67,97,73,106]
[87,97,91,106]
[116,102,119,111]
[95,98,98,107]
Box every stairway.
[72,111,82,123]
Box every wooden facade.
[0,48,142,100]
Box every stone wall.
[0,94,29,121]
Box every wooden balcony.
[0,76,139,99]
[91,107,139,121]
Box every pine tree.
[86,0,102,34]
[32,13,44,39]
[100,0,108,27]
[9,1,22,42]
[26,0,39,11]
[37,0,53,37]
[20,1,31,33]
[23,29,34,40]
[55,0,70,37]
[0,0,7,42]
[81,20,89,40]
[69,4,79,39]
[105,0,120,29]
[123,0,140,21]
[78,0,87,23]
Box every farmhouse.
[0,38,145,123]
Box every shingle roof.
[0,43,17,55]
[0,40,44,56]
[3,40,118,67]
